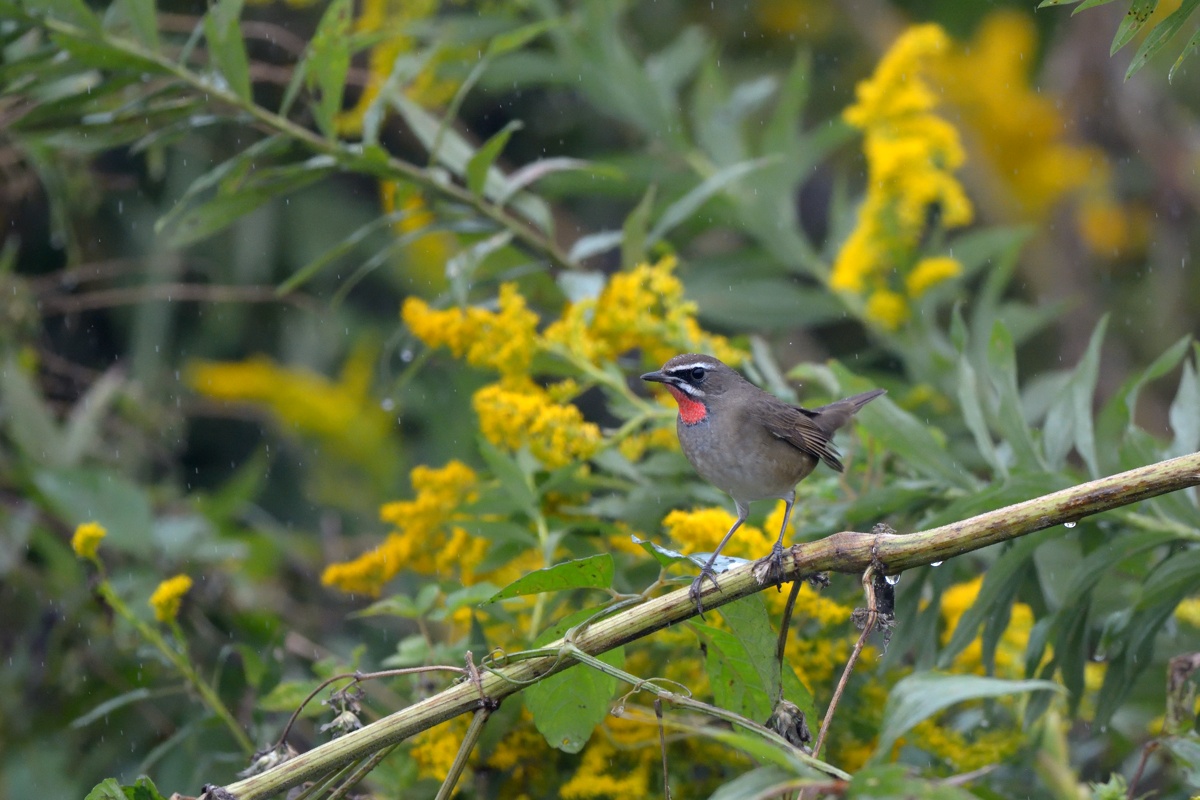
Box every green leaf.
[85,779,131,800]
[1110,0,1161,55]
[1168,347,1200,456]
[1074,0,1121,13]
[37,0,101,30]
[1043,316,1107,476]
[0,357,66,468]
[496,157,617,206]
[34,467,155,554]
[957,352,1003,477]
[203,0,250,101]
[708,767,799,800]
[1170,25,1200,80]
[825,364,974,490]
[306,0,352,138]
[1126,0,1200,77]
[467,119,522,196]
[71,688,155,729]
[719,595,781,706]
[1096,334,1192,467]
[872,672,1062,761]
[646,156,779,246]
[621,184,656,269]
[62,371,123,467]
[696,621,775,722]
[445,230,515,306]
[350,585,441,619]
[761,50,811,156]
[526,609,623,753]
[485,553,614,603]
[632,534,693,568]
[986,321,1044,471]
[1163,736,1200,787]
[116,0,159,51]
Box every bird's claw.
[688,567,722,618]
[753,544,788,586]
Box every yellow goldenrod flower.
[1176,597,1200,628]
[661,507,774,560]
[149,574,193,623]
[937,11,1103,220]
[832,23,972,330]
[865,289,910,332]
[473,379,601,469]
[323,461,480,596]
[402,284,540,378]
[71,521,106,560]
[335,0,458,136]
[905,256,962,297]
[560,726,654,798]
[186,345,396,480]
[543,256,743,369]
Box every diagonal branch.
[212,451,1200,800]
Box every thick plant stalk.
[214,451,1200,800]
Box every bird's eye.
[689,367,706,382]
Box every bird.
[641,353,885,614]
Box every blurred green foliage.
[2,0,1200,798]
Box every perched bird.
[641,353,885,613]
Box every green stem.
[97,583,255,754]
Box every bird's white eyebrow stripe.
[666,362,712,373]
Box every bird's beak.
[641,370,667,384]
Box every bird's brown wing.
[747,402,845,472]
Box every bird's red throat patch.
[666,387,707,425]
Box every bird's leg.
[756,493,794,586]
[689,501,749,617]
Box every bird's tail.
[810,388,886,436]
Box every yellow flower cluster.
[560,716,657,798]
[909,717,1023,772]
[939,575,1033,677]
[334,0,459,136]
[661,507,775,560]
[937,12,1100,221]
[832,24,971,331]
[1176,597,1200,628]
[71,521,106,560]
[473,380,602,469]
[544,256,742,368]
[186,346,395,478]
[402,283,539,378]
[149,574,193,623]
[321,461,483,596]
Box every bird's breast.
[677,411,817,501]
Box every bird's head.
[641,354,741,424]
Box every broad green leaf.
[467,120,522,196]
[719,595,781,706]
[496,157,617,206]
[872,672,1062,761]
[1126,0,1200,77]
[116,0,158,51]
[34,467,155,554]
[349,585,441,619]
[621,184,656,269]
[1163,737,1200,787]
[484,553,614,603]
[708,767,801,800]
[526,609,623,753]
[1096,333,1191,466]
[486,18,557,57]
[85,779,132,800]
[307,0,352,138]
[696,621,775,722]
[1039,0,1085,5]
[203,0,250,101]
[646,156,778,246]
[1110,0,1161,55]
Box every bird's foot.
[752,544,788,586]
[688,567,722,618]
